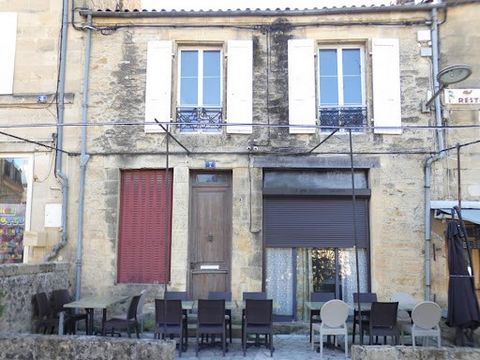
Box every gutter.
[424,5,446,301]
[78,3,450,18]
[74,14,92,301]
[45,0,70,261]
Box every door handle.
[207,234,214,242]
[190,262,195,270]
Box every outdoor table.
[58,294,130,335]
[180,300,238,311]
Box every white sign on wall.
[444,89,480,105]
[44,203,62,228]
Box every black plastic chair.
[33,292,57,334]
[309,292,335,343]
[102,294,141,338]
[242,292,267,343]
[208,291,233,344]
[165,291,189,300]
[352,292,377,344]
[243,299,274,357]
[155,299,187,357]
[50,289,88,335]
[369,302,401,345]
[196,299,226,357]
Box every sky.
[141,0,394,11]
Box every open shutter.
[288,39,316,134]
[0,13,17,95]
[226,40,253,134]
[145,40,172,133]
[372,38,402,134]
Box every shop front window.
[0,157,30,264]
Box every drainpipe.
[45,0,70,261]
[424,4,446,301]
[74,14,92,301]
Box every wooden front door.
[189,171,232,299]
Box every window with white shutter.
[318,45,367,132]
[0,13,17,95]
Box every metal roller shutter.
[264,196,369,248]
[117,169,172,283]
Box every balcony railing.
[319,106,367,132]
[176,107,223,132]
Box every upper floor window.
[177,48,223,132]
[318,46,366,132]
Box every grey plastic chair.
[312,299,349,359]
[411,301,441,348]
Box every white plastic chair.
[411,301,441,348]
[312,299,349,359]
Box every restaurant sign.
[444,89,480,105]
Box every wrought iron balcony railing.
[176,107,223,132]
[319,106,367,132]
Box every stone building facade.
[0,0,478,321]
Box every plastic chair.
[312,299,348,359]
[243,299,274,357]
[241,292,267,343]
[155,299,187,357]
[50,289,88,335]
[352,292,377,344]
[411,301,441,348]
[33,292,57,334]
[309,292,335,343]
[208,291,233,343]
[102,294,141,338]
[196,299,226,357]
[136,289,147,335]
[369,302,400,345]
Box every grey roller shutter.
[264,196,369,248]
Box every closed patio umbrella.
[446,219,480,343]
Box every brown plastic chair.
[155,299,187,357]
[196,299,226,357]
[352,292,377,344]
[102,294,141,338]
[309,292,335,343]
[369,302,400,345]
[243,299,274,357]
[50,289,88,334]
[33,292,58,334]
[208,291,232,344]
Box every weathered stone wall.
[75,9,435,302]
[0,334,175,360]
[351,345,480,360]
[0,263,69,333]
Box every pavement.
[167,334,348,359]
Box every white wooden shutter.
[226,40,253,134]
[145,41,172,133]
[0,13,17,95]
[372,38,402,134]
[288,39,316,134]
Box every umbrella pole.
[349,129,363,344]
[163,124,171,337]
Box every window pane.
[342,49,361,76]
[342,49,362,105]
[319,49,337,76]
[180,51,198,106]
[319,50,338,106]
[180,79,198,106]
[343,77,362,105]
[203,78,221,106]
[203,51,220,77]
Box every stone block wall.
[0,262,69,333]
[351,345,480,360]
[0,334,175,360]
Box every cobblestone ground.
[174,334,348,359]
